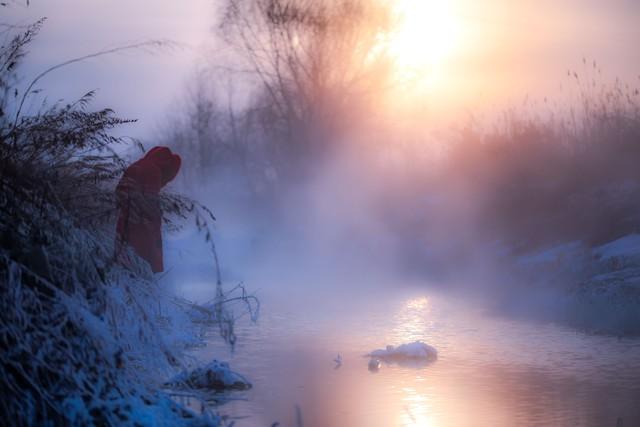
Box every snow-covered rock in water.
[367,341,438,361]
[167,360,251,391]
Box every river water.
[192,286,640,427]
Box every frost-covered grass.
[0,21,257,426]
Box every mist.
[3,0,640,426]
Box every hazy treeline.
[165,0,640,288]
[166,0,398,198]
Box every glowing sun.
[386,0,460,86]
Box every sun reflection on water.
[400,386,433,426]
[391,296,434,344]
[393,297,437,426]
[406,296,430,310]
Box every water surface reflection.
[196,290,640,426]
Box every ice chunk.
[368,358,381,372]
[367,341,438,361]
[166,359,252,391]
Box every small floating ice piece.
[367,341,438,361]
[166,359,252,391]
[334,354,342,368]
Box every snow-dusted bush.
[0,21,256,426]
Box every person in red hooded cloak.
[115,146,181,273]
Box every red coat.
[115,146,181,272]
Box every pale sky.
[3,0,639,139]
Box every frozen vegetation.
[0,22,257,426]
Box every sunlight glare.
[386,0,460,88]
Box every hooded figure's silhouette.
[115,146,181,272]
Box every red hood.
[144,146,181,187]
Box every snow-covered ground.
[594,234,640,263]
[511,234,640,334]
